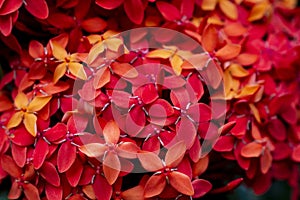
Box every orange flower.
[50,41,87,83]
[7,93,51,137]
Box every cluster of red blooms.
[0,0,300,200]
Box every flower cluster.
[0,0,299,200]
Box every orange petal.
[248,2,271,22]
[137,151,163,172]
[260,150,272,174]
[14,92,29,109]
[103,121,120,144]
[235,84,260,98]
[53,63,67,84]
[105,38,123,52]
[29,40,44,58]
[201,0,217,10]
[111,62,138,78]
[144,174,166,198]
[165,141,186,167]
[87,42,105,64]
[146,49,173,59]
[169,171,194,196]
[27,96,52,112]
[23,113,37,137]
[117,142,139,159]
[7,111,24,129]
[236,53,258,66]
[82,185,96,200]
[170,54,183,76]
[103,151,121,185]
[122,185,144,200]
[93,67,111,89]
[228,64,249,78]
[50,41,67,60]
[241,142,263,158]
[68,62,87,80]
[219,0,238,20]
[215,44,241,61]
[202,25,218,52]
[79,143,107,157]
[192,155,209,177]
[223,22,247,37]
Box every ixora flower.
[0,0,299,200]
[6,92,51,137]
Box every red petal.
[126,106,145,136]
[211,178,243,194]
[93,175,113,200]
[23,183,40,200]
[57,141,76,173]
[66,159,83,187]
[40,161,60,187]
[33,139,49,169]
[213,135,235,152]
[175,118,196,149]
[0,15,12,36]
[11,144,26,168]
[45,184,63,200]
[156,1,181,21]
[29,40,43,58]
[124,0,144,24]
[81,17,107,33]
[0,34,22,54]
[169,171,194,196]
[103,152,121,185]
[192,179,212,198]
[47,13,76,29]
[0,155,22,177]
[24,0,49,19]
[144,174,166,198]
[141,84,159,104]
[148,99,174,118]
[0,0,22,15]
[180,0,194,18]
[43,123,67,142]
[11,126,35,146]
[267,118,286,141]
[8,181,22,199]
[95,0,123,9]
[292,144,300,162]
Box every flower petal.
[165,141,186,167]
[68,62,87,80]
[0,155,22,177]
[219,0,238,20]
[23,113,37,137]
[40,162,60,187]
[81,17,107,33]
[103,120,120,144]
[57,141,76,173]
[79,143,107,157]
[124,0,144,24]
[156,1,181,21]
[7,111,24,129]
[169,171,194,196]
[14,92,29,109]
[103,152,121,185]
[137,151,163,172]
[23,183,40,200]
[111,62,138,78]
[27,96,52,112]
[241,142,263,158]
[50,41,68,60]
[33,139,49,169]
[202,25,218,52]
[24,0,49,19]
[53,63,67,84]
[260,150,272,174]
[215,43,241,61]
[192,179,212,198]
[144,174,166,198]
